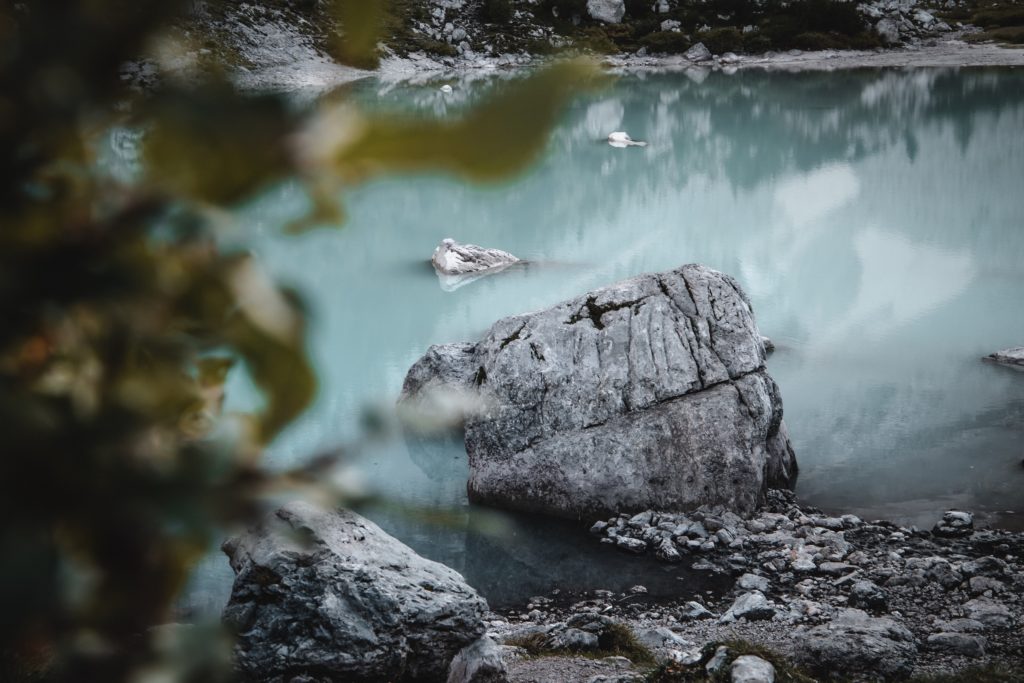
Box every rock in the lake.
[926,632,986,658]
[685,42,712,62]
[984,347,1024,370]
[587,0,625,23]
[731,655,776,683]
[431,238,520,276]
[400,264,797,519]
[794,609,917,680]
[933,510,973,538]
[222,502,488,683]
[447,636,509,683]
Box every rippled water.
[169,66,1024,612]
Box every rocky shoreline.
[485,491,1024,681]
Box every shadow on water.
[358,499,731,610]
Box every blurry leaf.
[323,60,607,182]
[331,0,387,69]
[143,87,293,204]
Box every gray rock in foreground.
[400,264,796,519]
[983,346,1024,371]
[794,608,917,680]
[222,502,488,682]
[731,655,776,683]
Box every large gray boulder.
[400,264,797,519]
[222,502,488,682]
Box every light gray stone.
[876,18,901,44]
[737,573,769,592]
[448,636,509,683]
[401,264,797,519]
[731,655,776,683]
[637,626,695,651]
[685,42,712,61]
[926,632,986,658]
[587,0,625,23]
[222,503,488,682]
[431,238,520,276]
[848,580,888,611]
[963,598,1014,630]
[933,510,973,537]
[721,591,776,622]
[794,609,917,680]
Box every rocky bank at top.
[400,264,797,519]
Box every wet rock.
[985,347,1024,370]
[586,0,625,23]
[926,632,986,658]
[794,609,917,680]
[402,264,796,519]
[685,42,712,62]
[731,655,776,683]
[431,238,520,276]
[933,510,973,538]
[222,503,487,683]
[447,636,509,683]
[616,536,647,554]
[721,591,776,622]
[963,598,1014,630]
[637,627,694,651]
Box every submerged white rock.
[984,346,1024,371]
[431,238,520,276]
[607,131,648,148]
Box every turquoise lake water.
[167,66,1024,611]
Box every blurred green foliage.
[0,1,597,680]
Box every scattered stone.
[731,655,776,683]
[447,636,509,683]
[848,580,888,611]
[963,598,1014,630]
[926,632,986,658]
[685,42,712,62]
[721,591,776,622]
[549,628,600,651]
[933,510,973,538]
[737,573,769,593]
[795,609,917,680]
[681,601,715,620]
[637,627,694,651]
[706,645,730,674]
[586,0,625,24]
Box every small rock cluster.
[859,0,955,45]
[488,495,1024,680]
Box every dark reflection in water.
[176,67,1024,616]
